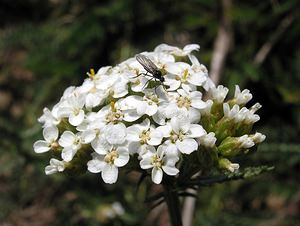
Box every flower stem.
[163,178,183,226]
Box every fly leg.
[154,82,166,95]
[130,72,153,79]
[142,77,154,90]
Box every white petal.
[176,139,198,154]
[102,164,118,184]
[33,140,50,153]
[140,118,151,129]
[57,107,71,118]
[128,141,141,155]
[123,109,141,122]
[136,101,147,115]
[152,109,166,125]
[181,83,196,92]
[188,124,206,138]
[43,126,59,142]
[152,167,163,184]
[157,145,166,158]
[164,76,181,91]
[58,131,75,147]
[113,80,128,98]
[190,91,206,109]
[131,77,148,92]
[145,104,158,116]
[79,80,93,92]
[81,130,96,144]
[183,44,200,53]
[126,126,141,142]
[45,165,58,175]
[120,95,141,110]
[177,89,188,97]
[188,54,200,66]
[188,108,200,123]
[154,43,179,53]
[162,165,179,176]
[91,136,110,155]
[114,148,129,167]
[97,66,111,75]
[191,100,207,109]
[139,144,154,156]
[87,158,105,173]
[105,124,126,145]
[170,117,188,134]
[148,129,163,146]
[165,154,179,164]
[165,62,185,75]
[140,157,153,169]
[156,125,172,138]
[86,93,102,108]
[113,87,128,98]
[61,147,77,162]
[164,103,178,119]
[165,142,179,156]
[187,72,206,86]
[69,109,85,126]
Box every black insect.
[135,54,165,90]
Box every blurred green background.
[1,0,300,226]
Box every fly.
[135,54,165,90]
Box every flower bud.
[228,85,252,106]
[210,85,229,103]
[199,132,217,148]
[250,132,266,144]
[218,135,254,157]
[45,158,66,175]
[218,158,239,172]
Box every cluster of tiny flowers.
[34,43,265,184]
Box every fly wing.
[136,54,159,73]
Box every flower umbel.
[34,43,266,185]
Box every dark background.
[0,0,300,225]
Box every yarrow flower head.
[34,43,266,185]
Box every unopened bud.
[218,158,239,172]
[199,132,217,148]
[210,85,229,103]
[232,85,252,106]
[250,132,266,144]
[218,135,254,157]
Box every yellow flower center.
[144,93,159,105]
[176,96,191,108]
[105,102,124,124]
[104,149,119,165]
[74,137,81,145]
[106,111,124,124]
[133,79,141,85]
[175,69,189,82]
[50,141,59,149]
[73,108,81,116]
[170,130,185,143]
[151,155,163,168]
[139,130,151,144]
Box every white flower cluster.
[33,43,265,184]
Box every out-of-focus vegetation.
[0,0,300,225]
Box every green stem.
[163,178,183,226]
